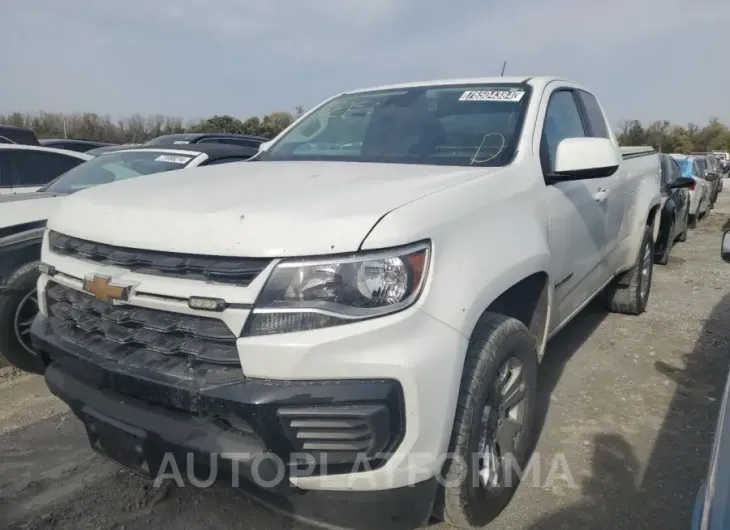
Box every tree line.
[0,107,305,144]
[1,109,729,153]
[616,118,730,153]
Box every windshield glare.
[260,84,530,167]
[40,151,197,194]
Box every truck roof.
[345,76,577,95]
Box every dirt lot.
[2,187,730,530]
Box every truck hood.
[49,161,491,256]
[0,193,64,229]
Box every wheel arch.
[462,263,552,358]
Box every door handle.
[594,188,610,202]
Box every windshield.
[40,150,198,194]
[258,84,531,167]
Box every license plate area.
[82,406,152,477]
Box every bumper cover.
[32,315,437,529]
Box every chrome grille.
[48,231,270,286]
[45,282,241,371]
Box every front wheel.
[435,313,538,529]
[605,226,653,315]
[0,262,45,374]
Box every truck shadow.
[525,293,730,528]
[533,299,608,451]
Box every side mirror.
[550,137,620,181]
[723,230,730,263]
[669,177,695,189]
[258,141,272,152]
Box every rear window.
[40,150,199,194]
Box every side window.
[667,158,681,184]
[577,91,610,139]
[540,90,587,174]
[12,151,84,186]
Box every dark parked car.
[85,143,143,156]
[39,139,116,153]
[0,125,41,145]
[145,132,269,149]
[654,153,695,264]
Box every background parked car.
[692,154,722,209]
[39,138,116,153]
[654,154,694,264]
[144,132,269,148]
[0,144,92,195]
[670,154,711,226]
[0,125,41,145]
[86,143,143,156]
[0,143,257,374]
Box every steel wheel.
[13,288,38,355]
[477,356,528,490]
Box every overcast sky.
[2,0,729,127]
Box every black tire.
[604,226,653,315]
[677,208,689,242]
[655,219,673,266]
[434,313,538,529]
[0,262,45,374]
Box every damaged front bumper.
[31,315,437,530]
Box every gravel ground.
[2,186,730,529]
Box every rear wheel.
[435,313,538,529]
[605,226,653,315]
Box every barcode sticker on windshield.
[459,90,525,102]
[155,155,191,164]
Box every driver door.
[541,89,611,328]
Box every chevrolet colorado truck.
[31,76,662,530]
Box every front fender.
[360,174,552,339]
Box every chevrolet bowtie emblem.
[82,274,132,303]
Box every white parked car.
[32,76,662,530]
[0,144,257,373]
[0,144,92,195]
[670,154,711,226]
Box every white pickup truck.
[31,76,661,530]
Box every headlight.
[244,241,430,336]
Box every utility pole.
[500,61,507,76]
[63,118,67,138]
